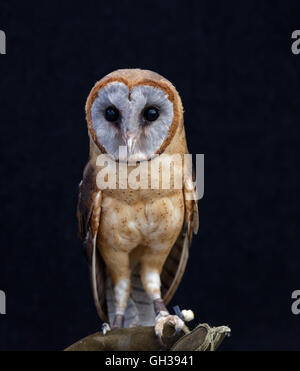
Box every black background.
[0,0,299,351]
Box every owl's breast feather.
[98,190,184,253]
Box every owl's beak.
[123,132,137,154]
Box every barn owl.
[77,69,199,341]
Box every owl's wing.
[77,162,108,322]
[161,174,199,305]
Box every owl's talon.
[101,323,111,336]
[156,332,166,347]
[154,311,185,343]
[172,326,182,337]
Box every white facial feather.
[91,82,129,157]
[91,82,174,161]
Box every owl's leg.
[140,250,184,342]
[100,247,131,330]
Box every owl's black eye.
[143,106,160,122]
[105,106,119,122]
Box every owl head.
[85,69,184,162]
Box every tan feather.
[77,69,200,327]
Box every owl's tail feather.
[105,267,156,328]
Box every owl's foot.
[154,311,185,344]
[112,314,124,330]
[101,322,111,336]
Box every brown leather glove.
[65,323,230,351]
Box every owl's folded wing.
[161,174,199,305]
[77,162,108,322]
